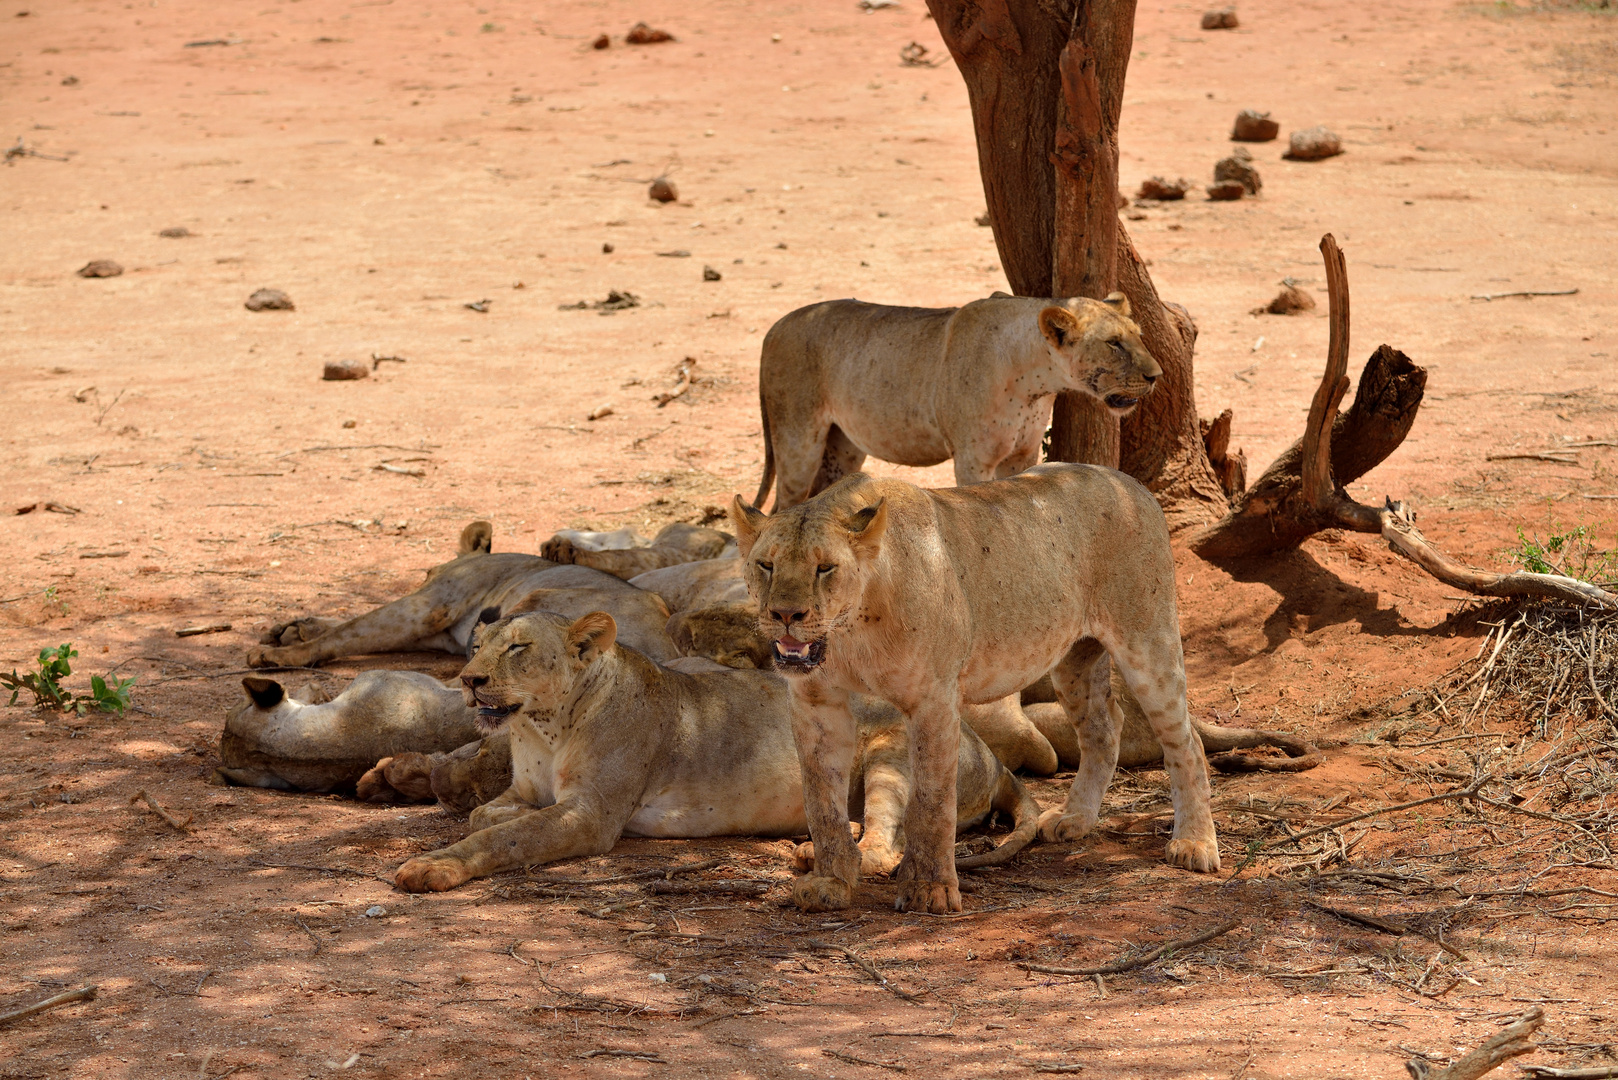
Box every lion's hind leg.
[1037,638,1120,844]
[1109,635,1220,873]
[809,424,867,500]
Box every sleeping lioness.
[754,292,1159,510]
[391,611,1039,892]
[245,521,677,670]
[732,465,1219,916]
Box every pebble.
[1254,281,1317,315]
[648,176,678,203]
[702,265,722,282]
[76,259,123,278]
[1206,180,1245,201]
[1137,176,1191,201]
[592,32,609,49]
[1201,7,1238,28]
[157,226,192,238]
[1214,147,1262,194]
[245,287,295,311]
[364,905,387,918]
[1284,126,1344,161]
[323,360,369,381]
[1231,109,1279,142]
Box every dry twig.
[1019,919,1240,976]
[0,985,97,1029]
[129,790,193,832]
[1405,1006,1542,1079]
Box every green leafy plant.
[1511,524,1616,583]
[1,643,135,715]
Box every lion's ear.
[729,495,767,558]
[241,677,285,710]
[846,498,888,557]
[458,520,493,556]
[1038,306,1082,350]
[566,612,617,665]
[1101,291,1131,318]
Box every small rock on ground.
[1207,180,1246,201]
[1201,7,1238,29]
[592,32,610,49]
[1253,282,1317,315]
[1284,126,1343,161]
[1214,147,1262,194]
[157,226,192,238]
[76,259,123,278]
[245,287,295,311]
[1138,176,1192,201]
[702,265,722,282]
[648,176,678,203]
[625,22,674,44]
[1231,109,1279,142]
[323,360,370,381]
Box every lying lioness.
[246,521,677,670]
[754,293,1160,510]
[391,611,1038,892]
[732,465,1219,915]
[542,522,736,580]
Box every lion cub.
[755,293,1159,510]
[392,611,1037,892]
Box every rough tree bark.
[926,0,1228,528]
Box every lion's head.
[729,477,887,676]
[1038,292,1161,415]
[459,610,617,733]
[666,602,773,670]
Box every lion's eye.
[1109,339,1129,357]
[757,561,773,575]
[506,643,527,656]
[816,564,835,576]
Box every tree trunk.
[927,0,1226,523]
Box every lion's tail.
[752,382,775,512]
[955,769,1040,869]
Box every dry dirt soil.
[3,0,1618,1077]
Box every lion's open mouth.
[1104,393,1141,411]
[471,694,519,730]
[771,635,827,672]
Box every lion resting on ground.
[542,522,735,580]
[246,521,677,670]
[391,611,1038,892]
[754,293,1160,510]
[732,465,1220,915]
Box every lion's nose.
[461,673,488,691]
[769,606,807,628]
[1142,359,1163,385]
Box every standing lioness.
[731,465,1219,915]
[754,293,1160,510]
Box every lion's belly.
[624,782,806,838]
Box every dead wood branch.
[823,1048,906,1072]
[1190,235,1617,609]
[643,879,768,896]
[295,918,324,955]
[1405,1006,1542,1080]
[129,789,193,832]
[0,985,97,1029]
[808,940,922,1002]
[1521,1067,1618,1079]
[1018,918,1240,976]
[512,857,725,888]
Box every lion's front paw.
[1164,838,1221,873]
[1037,807,1097,843]
[356,758,397,803]
[857,843,902,878]
[792,874,853,912]
[468,801,528,831]
[894,879,961,915]
[245,646,277,669]
[395,855,473,893]
[791,841,815,872]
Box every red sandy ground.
[2,0,1617,1077]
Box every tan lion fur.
[668,602,1059,775]
[754,293,1161,511]
[245,521,677,669]
[731,466,1219,915]
[542,522,735,580]
[390,611,1038,892]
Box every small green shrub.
[1511,524,1616,583]
[1,643,135,715]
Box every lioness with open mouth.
[391,610,1038,892]
[731,465,1220,915]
